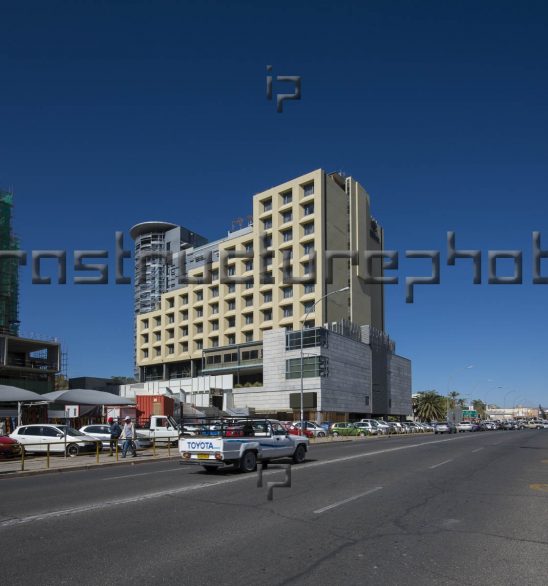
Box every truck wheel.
[292,444,306,464]
[239,451,257,473]
[203,466,218,474]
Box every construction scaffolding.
[0,190,20,336]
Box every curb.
[0,454,181,480]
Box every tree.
[448,391,460,409]
[414,391,446,422]
[472,399,486,419]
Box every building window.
[263,310,272,321]
[244,260,253,272]
[155,348,161,357]
[141,334,149,344]
[180,310,188,320]
[196,340,203,351]
[262,199,272,212]
[302,262,311,275]
[227,300,236,311]
[196,324,203,334]
[227,283,236,294]
[211,320,219,331]
[281,190,292,205]
[303,242,314,255]
[263,235,272,248]
[286,327,328,350]
[303,182,314,197]
[285,356,327,379]
[167,298,175,309]
[244,296,253,307]
[196,308,203,318]
[245,315,253,325]
[227,317,236,328]
[211,338,219,348]
[282,286,293,299]
[227,266,236,277]
[211,303,219,314]
[180,294,188,305]
[244,332,253,342]
[167,329,174,339]
[167,344,175,355]
[281,210,292,223]
[180,342,188,353]
[303,222,314,236]
[303,203,314,216]
[154,317,161,327]
[303,301,315,312]
[283,306,293,318]
[143,349,149,359]
[155,333,161,342]
[210,286,219,297]
[282,229,293,242]
[210,269,219,281]
[142,319,149,330]
[180,326,188,337]
[304,283,315,294]
[244,242,253,254]
[195,291,203,302]
[241,349,260,361]
[167,314,175,324]
[263,291,272,303]
[263,218,272,230]
[227,335,236,345]
[365,396,370,406]
[245,281,253,289]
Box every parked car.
[330,422,367,437]
[290,421,327,438]
[434,422,457,434]
[0,435,21,459]
[354,421,378,435]
[359,419,389,435]
[10,424,99,456]
[525,420,545,430]
[79,424,153,450]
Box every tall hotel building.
[127,170,411,420]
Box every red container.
[136,395,174,425]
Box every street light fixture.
[299,286,350,432]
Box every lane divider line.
[429,459,453,469]
[471,448,484,453]
[313,486,383,514]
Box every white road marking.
[103,467,182,481]
[429,459,453,469]
[471,447,484,453]
[0,434,480,528]
[313,486,383,514]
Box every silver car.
[79,424,153,450]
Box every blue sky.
[0,0,547,408]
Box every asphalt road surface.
[1,430,547,585]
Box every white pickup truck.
[179,419,308,473]
[136,415,180,445]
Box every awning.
[41,388,135,406]
[0,384,49,403]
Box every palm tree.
[472,399,486,419]
[448,391,460,409]
[414,391,446,422]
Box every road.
[0,430,547,585]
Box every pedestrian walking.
[120,416,137,458]
[108,417,122,456]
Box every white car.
[79,425,153,450]
[354,421,378,435]
[457,422,473,432]
[10,424,99,457]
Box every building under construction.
[0,189,61,393]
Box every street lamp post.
[300,286,349,432]
[446,364,474,423]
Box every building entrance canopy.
[0,384,48,403]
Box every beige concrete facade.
[135,169,384,379]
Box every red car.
[288,426,314,439]
[0,435,21,459]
